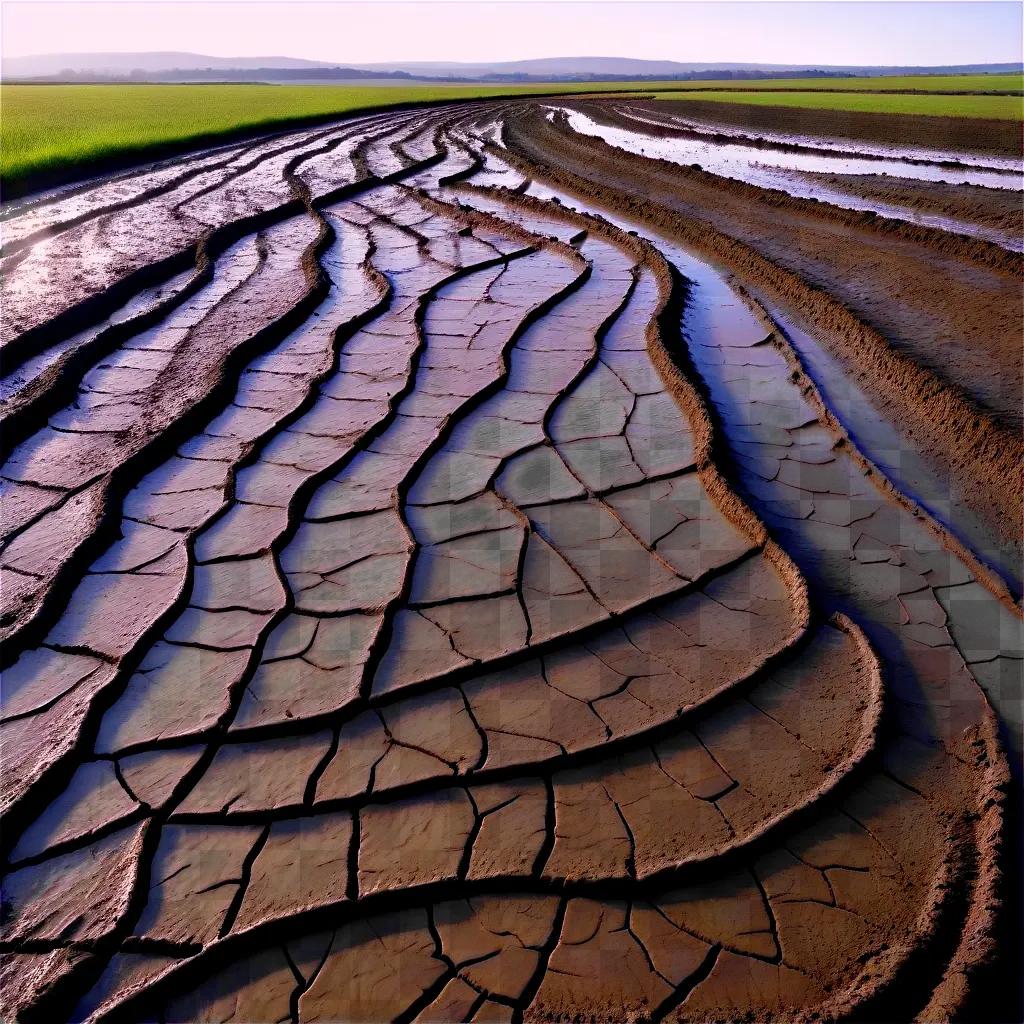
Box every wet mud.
[504,107,1023,576]
[649,97,1024,158]
[0,99,1020,1024]
[559,101,1023,251]
[775,172,1024,234]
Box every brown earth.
[571,98,1022,173]
[504,106,1023,558]
[783,170,1024,233]
[0,99,1019,1024]
[651,97,1024,157]
[578,101,1024,238]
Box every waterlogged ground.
[553,105,1024,249]
[0,99,1020,1024]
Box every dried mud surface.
[0,100,1020,1024]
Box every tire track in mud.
[0,100,1017,1024]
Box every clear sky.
[2,0,1022,66]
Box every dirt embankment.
[571,99,1024,204]
[788,170,1024,233]
[570,99,1013,170]
[503,106,1024,552]
[556,104,1022,278]
[644,97,1024,158]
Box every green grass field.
[2,74,1022,195]
[649,73,1023,94]
[652,89,1024,119]
[1,81,666,192]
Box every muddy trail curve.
[0,99,1020,1024]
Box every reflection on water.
[614,103,1024,174]
[552,106,1024,250]
[520,171,1023,606]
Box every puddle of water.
[615,103,1024,174]
[552,107,1024,249]
[501,170,1023,748]
[765,310,1023,599]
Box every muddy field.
[651,96,1024,157]
[1,98,1021,1024]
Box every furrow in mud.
[0,115,481,657]
[639,96,1024,158]
[0,108,436,373]
[560,101,1023,251]
[0,101,1017,1024]
[590,100,1023,174]
[501,107,1023,595]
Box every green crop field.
[652,89,1024,119]
[3,75,1021,195]
[1,81,670,192]
[648,73,1024,94]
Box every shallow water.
[553,107,1024,249]
[612,103,1024,176]
[520,171,1023,758]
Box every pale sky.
[2,0,1021,66]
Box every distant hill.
[349,56,1024,79]
[353,57,842,77]
[4,51,1021,84]
[2,51,333,77]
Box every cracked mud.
[1,99,1020,1024]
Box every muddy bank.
[785,169,1024,233]
[570,98,1021,172]
[557,101,1022,248]
[503,107,1023,558]
[648,97,1024,158]
[547,110,1022,273]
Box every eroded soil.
[0,99,1020,1024]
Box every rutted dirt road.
[1,99,1021,1024]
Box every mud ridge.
[646,97,1024,158]
[547,108,1023,275]
[582,100,1024,173]
[1,102,1017,1024]
[502,109,1024,562]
